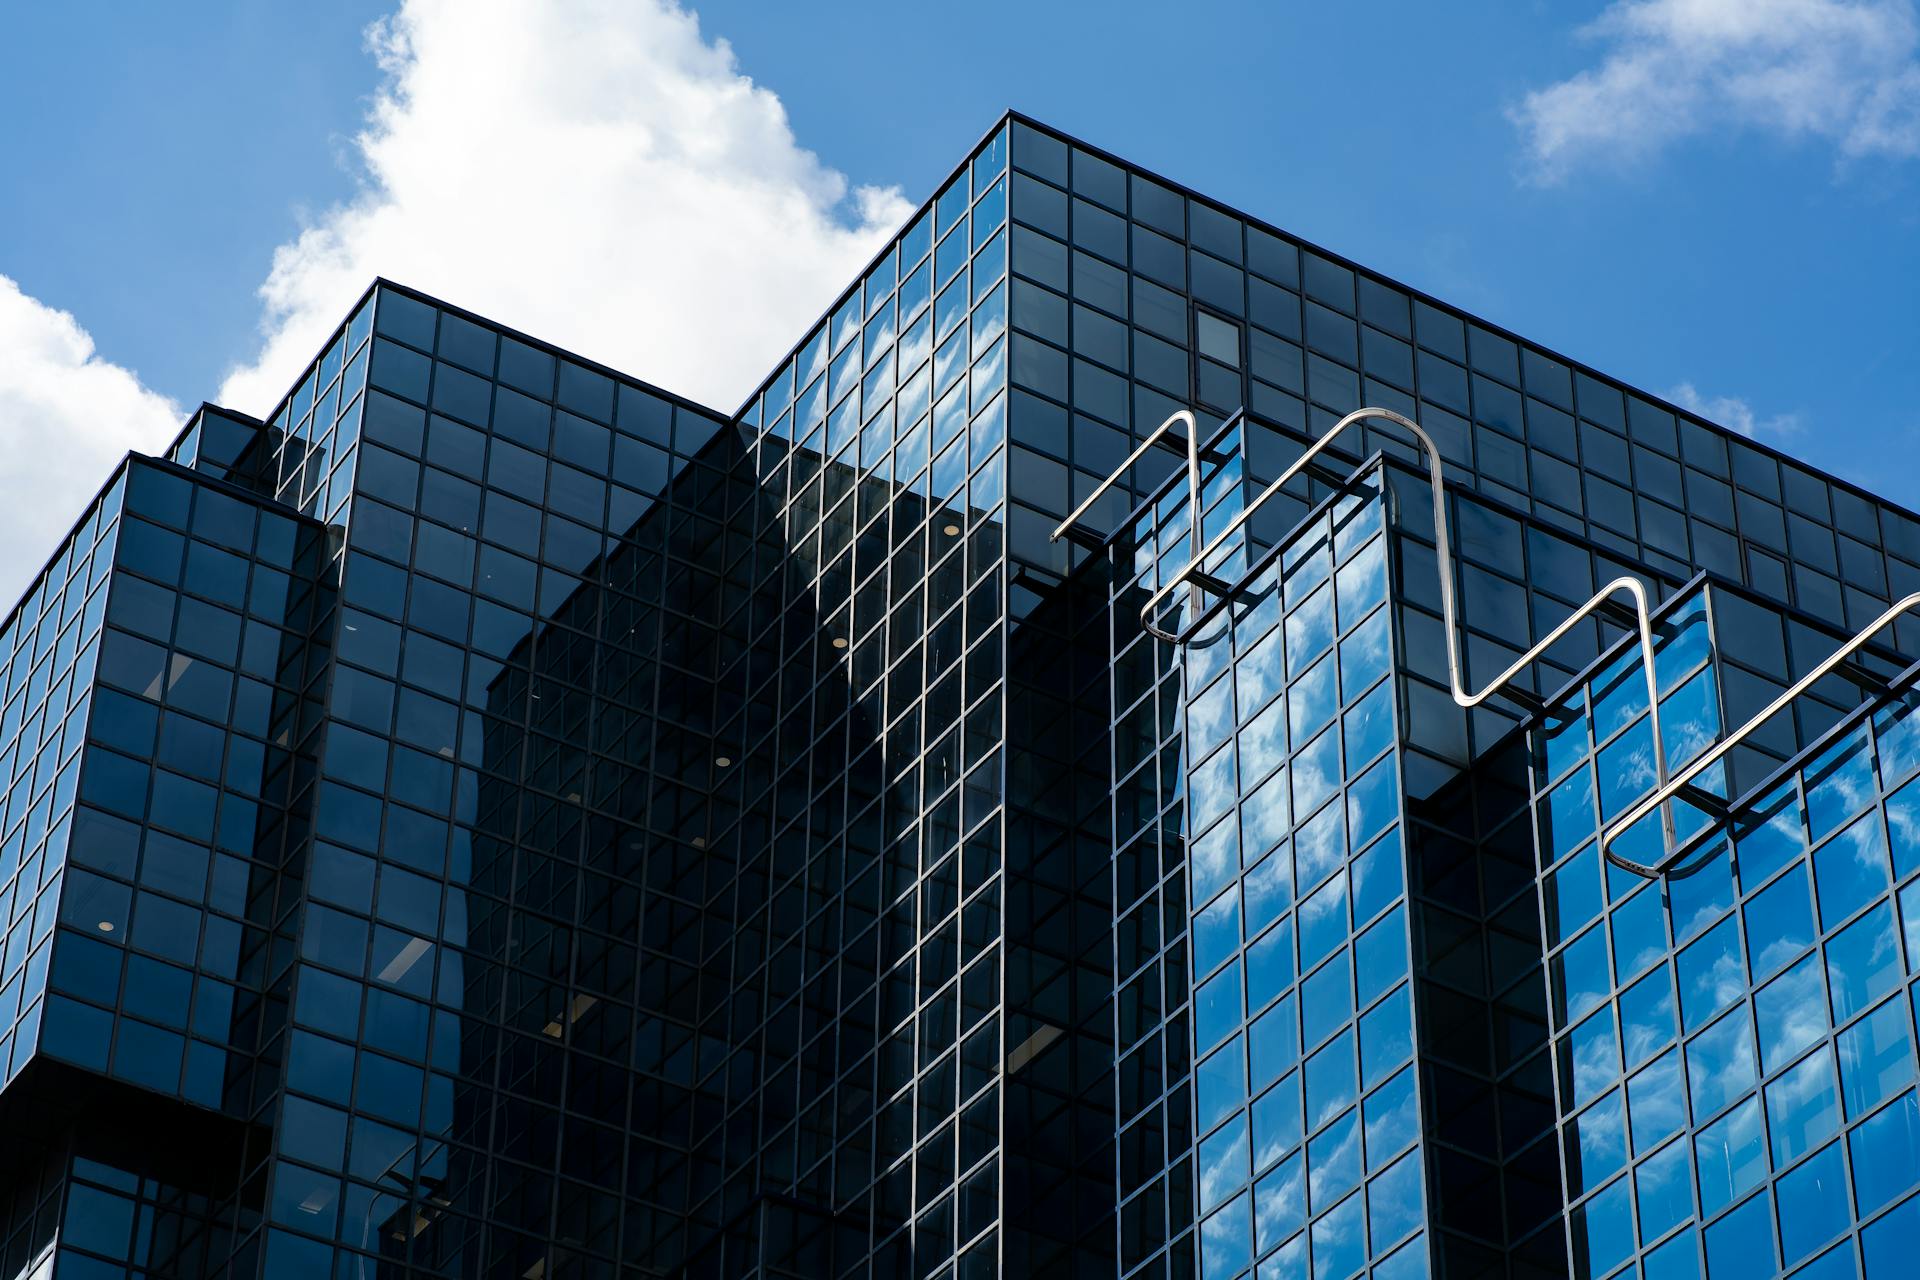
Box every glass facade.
[1532,591,1920,1280]
[2,111,1917,1280]
[1171,471,1424,1280]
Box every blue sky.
[2,0,1917,598]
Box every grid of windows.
[1094,424,1421,1279]
[253,289,752,1278]
[725,112,1920,1277]
[1529,583,1920,1279]
[715,226,1008,1280]
[43,459,322,1112]
[1079,293,1920,1280]
[1382,468,1696,795]
[970,119,1920,658]
[1108,418,1301,1280]
[1175,478,1425,1280]
[0,474,122,1086]
[11,109,1920,1280]
[208,112,1015,1276]
[713,122,1015,1280]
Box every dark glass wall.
[0,444,335,1277]
[7,109,1920,1280]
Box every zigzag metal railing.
[1051,408,1209,620]
[1053,404,1920,878]
[1604,590,1920,874]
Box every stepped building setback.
[2,113,1918,1279]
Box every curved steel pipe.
[1053,406,1676,874]
[1050,409,1206,621]
[1052,405,1920,879]
[1600,591,1920,876]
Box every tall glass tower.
[3,113,1918,1280]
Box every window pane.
[1828,903,1902,1022]
[1628,1049,1687,1154]
[1849,1089,1920,1216]
[1837,997,1915,1118]
[1694,1095,1766,1217]
[1766,1045,1840,1165]
[1686,1008,1757,1121]
[1777,1144,1849,1270]
[1757,954,1831,1073]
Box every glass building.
[3,111,1918,1280]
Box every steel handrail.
[1051,409,1206,619]
[1052,406,1677,875]
[1601,591,1920,875]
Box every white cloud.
[0,275,181,605]
[216,0,912,416]
[1512,0,1920,182]
[1668,381,1801,436]
[0,0,904,611]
